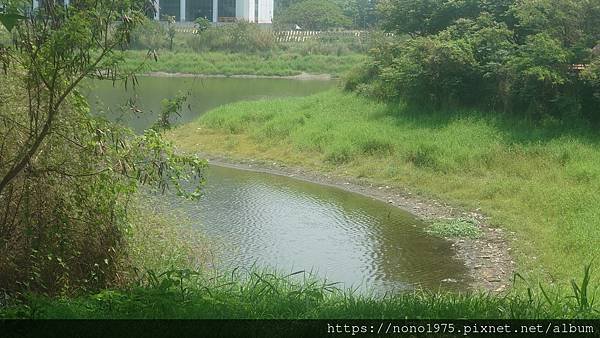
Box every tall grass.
[169,90,600,283]
[2,265,598,319]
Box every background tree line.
[274,0,379,30]
[346,0,600,120]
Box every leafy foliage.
[353,0,600,119]
[193,17,210,33]
[275,0,379,29]
[274,0,352,31]
[0,0,206,296]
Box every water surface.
[167,165,471,292]
[90,77,471,293]
[86,77,335,132]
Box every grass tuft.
[426,218,483,239]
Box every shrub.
[194,17,211,33]
[350,0,600,118]
[186,21,274,53]
[0,6,206,297]
[130,20,168,50]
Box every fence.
[275,30,395,43]
[170,24,396,43]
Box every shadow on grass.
[372,100,600,147]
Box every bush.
[130,20,168,50]
[186,21,274,53]
[194,17,211,33]
[348,4,600,118]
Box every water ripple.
[167,165,471,293]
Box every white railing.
[274,30,395,43]
[169,26,396,42]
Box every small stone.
[442,278,458,283]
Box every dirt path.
[201,153,515,293]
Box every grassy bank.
[123,50,365,77]
[168,90,600,283]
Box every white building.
[154,0,274,24]
[32,0,274,24]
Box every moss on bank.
[168,89,600,283]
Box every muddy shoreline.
[144,71,334,81]
[201,153,514,293]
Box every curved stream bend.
[90,76,472,293]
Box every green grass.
[426,218,483,239]
[2,266,598,319]
[168,89,600,283]
[122,50,365,77]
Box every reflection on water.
[166,165,471,293]
[85,77,335,132]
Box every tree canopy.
[274,0,352,30]
[0,0,205,295]
[347,0,600,119]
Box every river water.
[89,77,471,293]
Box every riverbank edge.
[144,71,335,81]
[198,153,515,293]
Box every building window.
[161,0,180,21]
[218,0,236,19]
[187,0,213,21]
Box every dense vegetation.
[0,0,204,296]
[348,0,600,119]
[275,0,379,30]
[274,0,352,30]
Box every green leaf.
[0,13,26,32]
